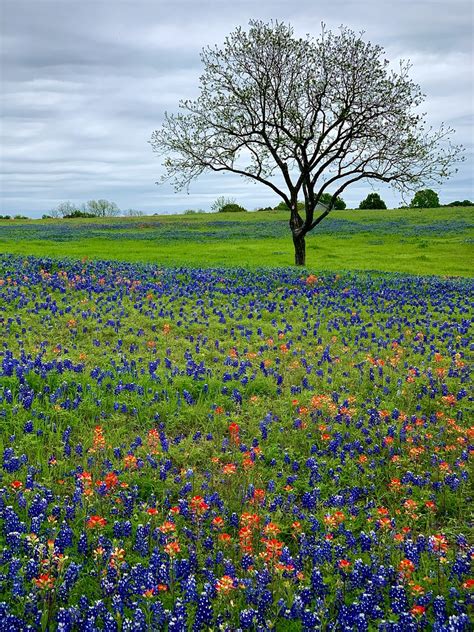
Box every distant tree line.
[42,201,149,219]
[4,189,467,222]
[209,190,472,213]
[43,200,121,219]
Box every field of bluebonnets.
[0,251,473,631]
[1,207,472,274]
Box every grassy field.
[0,207,473,276]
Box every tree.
[319,193,346,210]
[51,201,79,218]
[410,189,440,209]
[85,199,120,217]
[359,193,387,209]
[150,21,462,265]
[445,199,472,207]
[211,196,237,213]
[274,200,305,212]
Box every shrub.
[273,201,305,212]
[219,203,247,213]
[274,196,346,211]
[211,196,237,213]
[63,210,96,218]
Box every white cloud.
[1,0,473,216]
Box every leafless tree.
[86,199,120,217]
[150,21,462,265]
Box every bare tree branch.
[150,20,464,265]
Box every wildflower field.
[0,253,472,630]
[1,206,473,275]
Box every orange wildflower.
[190,495,209,515]
[218,533,232,544]
[216,575,236,594]
[430,534,448,553]
[164,541,181,557]
[33,573,55,590]
[124,454,138,469]
[211,516,224,529]
[399,559,415,575]
[263,538,283,561]
[264,522,281,537]
[222,463,237,475]
[411,605,426,617]
[86,515,107,529]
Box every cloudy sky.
[1,0,473,217]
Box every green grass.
[1,206,472,276]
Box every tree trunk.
[292,231,306,266]
[290,208,306,266]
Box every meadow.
[0,249,472,630]
[0,207,473,276]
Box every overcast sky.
[1,0,473,216]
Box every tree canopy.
[151,21,462,264]
[359,193,387,209]
[319,193,346,210]
[410,189,440,209]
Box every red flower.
[216,575,236,594]
[104,472,118,489]
[190,495,209,514]
[159,521,176,533]
[33,573,55,590]
[430,534,448,553]
[218,533,231,544]
[212,516,224,529]
[399,558,415,575]
[164,541,180,557]
[338,559,351,570]
[228,422,240,445]
[411,605,426,617]
[263,538,283,561]
[86,515,107,529]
